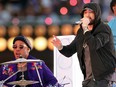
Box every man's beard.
[89,19,95,25]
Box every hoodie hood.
[81,2,101,25]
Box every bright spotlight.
[21,25,33,36]
[8,25,20,37]
[47,37,54,51]
[34,37,47,51]
[44,17,53,25]
[0,25,6,37]
[34,25,47,36]
[61,24,73,35]
[0,38,7,52]
[69,0,77,6]
[7,37,15,51]
[83,0,91,3]
[48,25,60,37]
[60,7,68,15]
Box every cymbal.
[1,58,41,65]
[7,79,39,86]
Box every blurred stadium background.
[0,0,113,71]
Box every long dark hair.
[110,0,116,13]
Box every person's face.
[113,5,116,15]
[13,40,30,59]
[83,9,95,25]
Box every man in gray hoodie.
[52,2,116,87]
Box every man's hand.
[81,17,90,34]
[52,35,63,50]
[81,17,90,29]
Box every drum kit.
[0,58,43,87]
[0,58,70,87]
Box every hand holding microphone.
[75,18,90,34]
[81,17,90,29]
[81,17,90,34]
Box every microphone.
[19,55,22,58]
[75,21,82,24]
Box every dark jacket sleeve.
[84,23,111,50]
[60,28,84,57]
[83,23,116,80]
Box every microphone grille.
[19,55,22,58]
[75,21,82,24]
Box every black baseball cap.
[13,36,32,50]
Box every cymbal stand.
[0,70,20,87]
[34,63,43,87]
[19,63,26,87]
[60,83,70,87]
